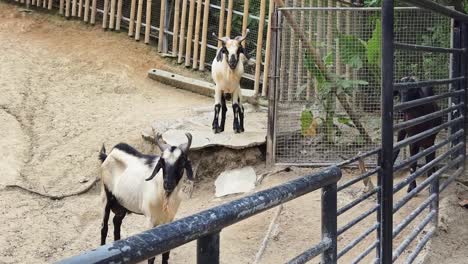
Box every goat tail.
[99,144,107,163]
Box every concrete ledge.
[147,69,265,106]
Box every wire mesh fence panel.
[273,6,452,166]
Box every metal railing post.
[321,183,337,264]
[380,0,395,263]
[197,232,220,264]
[461,22,468,173]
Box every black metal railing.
[57,166,341,264]
[380,0,468,263]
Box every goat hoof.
[213,127,222,134]
[407,182,417,193]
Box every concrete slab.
[142,104,267,150]
[214,166,257,197]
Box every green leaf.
[323,52,334,67]
[300,109,314,136]
[304,52,326,85]
[367,19,382,67]
[337,34,366,70]
[337,116,355,128]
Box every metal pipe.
[337,204,379,236]
[392,194,436,238]
[393,143,464,194]
[394,103,463,131]
[393,130,463,172]
[337,188,379,216]
[58,167,341,264]
[393,77,464,90]
[278,6,420,11]
[322,183,338,263]
[394,42,465,53]
[287,238,331,264]
[197,232,220,264]
[336,148,380,167]
[351,241,378,264]
[337,223,379,259]
[392,210,435,262]
[394,156,463,213]
[440,166,464,192]
[394,116,464,151]
[394,90,464,112]
[403,228,435,264]
[337,167,380,192]
[400,0,468,22]
[380,0,395,261]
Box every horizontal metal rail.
[393,194,436,238]
[351,241,379,264]
[286,238,332,264]
[337,167,380,192]
[402,0,468,22]
[393,129,464,172]
[278,7,420,11]
[392,210,435,262]
[393,77,464,90]
[336,148,381,167]
[394,116,464,151]
[393,143,464,194]
[394,90,464,112]
[404,228,435,264]
[58,167,341,264]
[337,223,379,259]
[337,205,379,236]
[393,155,463,214]
[337,188,379,216]
[394,103,464,132]
[394,42,465,53]
[440,166,465,192]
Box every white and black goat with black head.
[98,133,193,264]
[211,30,250,134]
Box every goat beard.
[163,192,171,211]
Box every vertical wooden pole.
[115,0,123,30]
[185,0,196,67]
[241,0,249,46]
[178,0,188,63]
[306,0,314,100]
[65,0,70,18]
[33,0,37,9]
[77,0,82,16]
[90,0,97,24]
[278,0,288,101]
[84,0,90,21]
[172,0,181,55]
[48,0,53,10]
[128,0,137,36]
[345,0,351,80]
[109,0,116,29]
[225,0,233,37]
[217,0,225,47]
[26,0,31,9]
[262,0,275,97]
[72,0,77,16]
[158,0,166,49]
[135,0,144,40]
[37,0,40,8]
[59,0,64,14]
[295,0,305,100]
[43,0,46,8]
[254,0,267,96]
[192,0,203,69]
[102,0,109,29]
[199,0,210,71]
[145,0,153,44]
[335,2,342,76]
[287,0,297,101]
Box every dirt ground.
[1,3,468,264]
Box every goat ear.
[185,160,194,181]
[146,158,164,181]
[239,46,251,60]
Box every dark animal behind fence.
[393,76,442,192]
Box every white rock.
[215,167,257,197]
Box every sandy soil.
[1,3,467,264]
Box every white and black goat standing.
[211,30,250,134]
[98,133,193,264]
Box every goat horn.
[155,133,170,151]
[179,133,192,154]
[235,29,250,42]
[212,32,229,43]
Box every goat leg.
[393,129,407,164]
[233,103,241,133]
[219,93,227,132]
[162,251,170,264]
[212,104,222,133]
[239,104,245,133]
[407,144,419,193]
[112,212,126,241]
[100,204,111,245]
